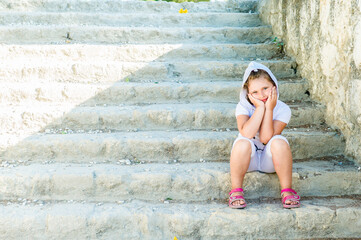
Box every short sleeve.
[235,102,251,117]
[274,102,291,124]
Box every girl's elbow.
[259,135,272,144]
[239,130,255,139]
[259,138,268,145]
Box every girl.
[229,61,300,209]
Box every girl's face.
[248,76,275,103]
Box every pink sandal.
[281,188,300,208]
[229,188,247,209]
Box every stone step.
[0,80,308,106]
[0,198,359,239]
[0,103,324,134]
[0,60,297,83]
[0,12,263,28]
[0,130,344,163]
[0,159,359,202]
[0,25,272,44]
[0,0,257,13]
[0,43,280,62]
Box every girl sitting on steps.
[229,61,300,209]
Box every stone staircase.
[0,0,360,239]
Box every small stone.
[164,201,169,204]
[226,128,230,132]
[45,129,51,134]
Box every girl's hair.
[243,69,275,91]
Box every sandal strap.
[281,188,297,195]
[282,195,300,204]
[229,188,244,195]
[229,195,245,201]
[229,195,246,205]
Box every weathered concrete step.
[0,130,344,162]
[0,60,297,83]
[0,12,263,27]
[0,198,359,239]
[0,103,324,133]
[0,43,280,62]
[0,0,257,13]
[0,26,272,44]
[0,160,359,202]
[0,80,309,106]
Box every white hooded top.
[235,61,291,126]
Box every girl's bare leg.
[271,139,297,205]
[229,140,252,206]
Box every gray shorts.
[232,134,289,173]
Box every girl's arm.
[259,117,287,144]
[259,87,286,143]
[237,95,265,139]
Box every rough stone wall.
[257,0,361,164]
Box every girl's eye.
[264,87,268,90]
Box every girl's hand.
[248,94,265,108]
[265,86,277,110]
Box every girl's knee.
[233,139,252,155]
[270,137,290,154]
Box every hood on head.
[240,61,279,102]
